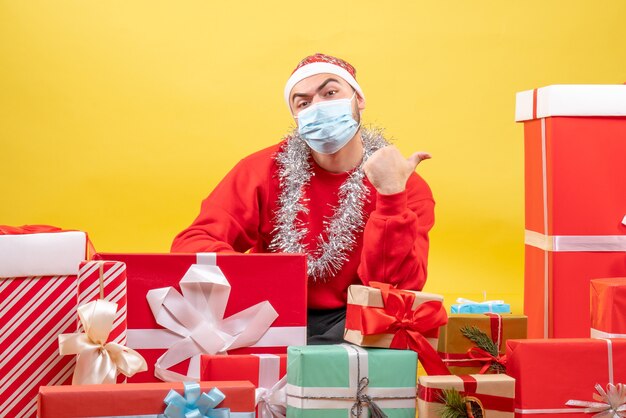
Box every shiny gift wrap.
[344,282,449,375]
[417,374,515,418]
[286,344,417,418]
[506,338,626,418]
[438,313,527,375]
[37,381,256,418]
[591,278,626,338]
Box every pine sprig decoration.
[439,388,484,418]
[460,325,506,373]
[439,388,467,418]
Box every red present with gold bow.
[418,374,515,418]
[344,281,449,375]
[437,313,527,375]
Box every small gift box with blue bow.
[37,381,255,417]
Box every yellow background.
[2,1,625,313]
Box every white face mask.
[296,93,360,154]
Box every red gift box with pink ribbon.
[343,281,449,375]
[506,338,626,418]
[94,252,307,382]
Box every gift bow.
[566,383,626,418]
[164,382,231,418]
[360,282,450,375]
[58,300,147,384]
[466,346,507,374]
[256,376,287,418]
[147,263,279,381]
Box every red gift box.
[37,381,255,417]
[591,277,626,338]
[506,338,626,418]
[93,253,307,382]
[201,354,287,418]
[0,228,88,418]
[516,85,626,338]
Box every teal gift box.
[451,298,511,314]
[286,344,417,418]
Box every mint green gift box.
[286,344,417,418]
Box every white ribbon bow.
[147,263,279,381]
[566,383,626,418]
[256,376,287,418]
[58,300,147,384]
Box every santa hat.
[284,53,364,108]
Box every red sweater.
[171,142,435,309]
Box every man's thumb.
[408,152,432,169]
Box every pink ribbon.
[146,263,279,382]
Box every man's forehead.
[291,74,348,95]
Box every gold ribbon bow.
[58,299,147,384]
[566,383,626,418]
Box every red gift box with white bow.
[94,252,307,382]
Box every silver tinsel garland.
[268,128,389,282]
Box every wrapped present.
[417,374,515,418]
[0,226,89,418]
[451,298,511,314]
[515,85,626,338]
[344,281,449,375]
[93,252,307,382]
[286,344,417,418]
[438,313,526,375]
[38,380,256,417]
[591,277,626,338]
[506,338,626,418]
[201,354,287,418]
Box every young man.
[172,53,434,343]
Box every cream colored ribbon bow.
[566,383,626,418]
[256,376,287,418]
[58,299,147,384]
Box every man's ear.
[356,93,366,111]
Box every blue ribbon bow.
[164,382,231,418]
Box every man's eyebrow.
[291,78,341,103]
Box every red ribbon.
[417,375,514,412]
[466,347,507,374]
[0,225,63,235]
[357,282,450,375]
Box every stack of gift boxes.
[1,84,625,418]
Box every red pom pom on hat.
[284,53,364,108]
